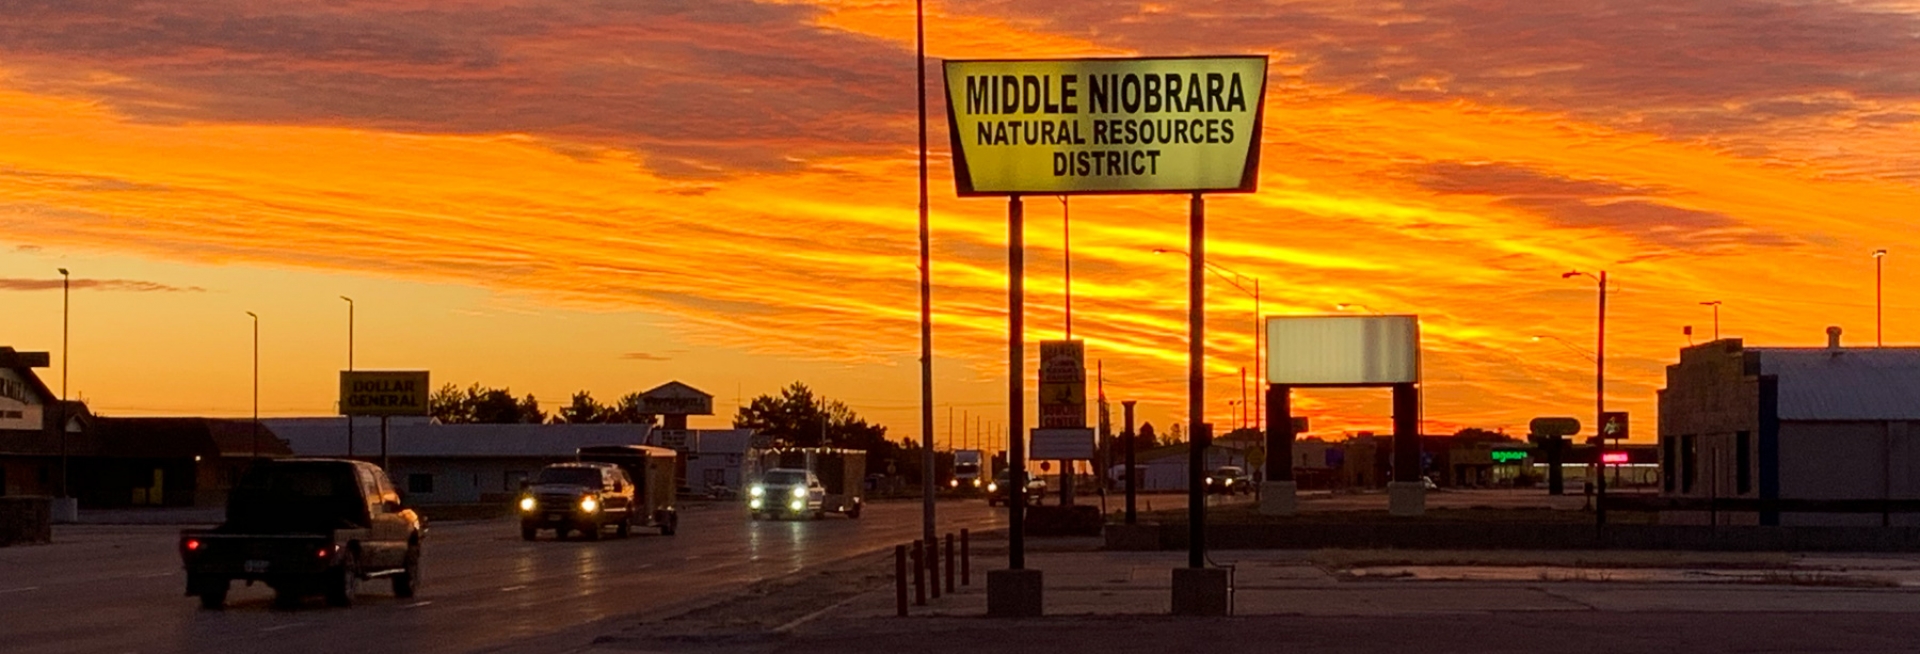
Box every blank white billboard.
[1266,315,1420,385]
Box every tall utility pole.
[1061,195,1071,340]
[342,296,354,458]
[1699,300,1721,341]
[914,0,937,554]
[246,311,260,460]
[1876,249,1888,347]
[58,268,70,499]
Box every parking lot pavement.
[568,546,1920,654]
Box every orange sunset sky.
[4,0,1919,451]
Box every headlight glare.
[749,486,765,497]
[789,500,804,511]
[580,497,599,512]
[518,497,535,511]
[791,487,807,499]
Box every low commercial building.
[4,347,291,507]
[643,428,766,493]
[1659,330,1920,526]
[267,418,650,505]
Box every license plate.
[244,560,269,574]
[546,513,562,522]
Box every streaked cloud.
[0,277,205,292]
[0,0,1916,438]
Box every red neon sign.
[1601,451,1630,464]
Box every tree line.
[427,384,658,425]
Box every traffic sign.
[1601,411,1629,440]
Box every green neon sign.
[1491,450,1528,463]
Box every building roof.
[263,418,649,458]
[94,418,293,458]
[1751,347,1920,421]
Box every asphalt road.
[0,500,1001,654]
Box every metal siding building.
[266,418,651,505]
[1658,333,1920,526]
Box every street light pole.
[1563,270,1607,526]
[247,312,259,460]
[1153,248,1260,435]
[58,268,69,499]
[1875,249,1888,347]
[342,296,354,458]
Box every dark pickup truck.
[179,459,425,609]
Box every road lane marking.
[404,601,434,609]
[500,585,528,592]
[0,586,39,594]
[260,623,310,633]
[139,572,173,578]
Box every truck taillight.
[317,547,332,558]
[184,539,202,552]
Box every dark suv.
[518,462,639,540]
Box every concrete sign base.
[1387,481,1426,517]
[1170,567,1230,616]
[1258,480,1297,516]
[49,497,78,524]
[987,569,1044,617]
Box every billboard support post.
[1007,194,1027,571]
[1123,400,1138,525]
[1260,384,1296,515]
[1187,192,1207,570]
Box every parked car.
[748,468,827,519]
[1205,466,1250,495]
[517,462,640,541]
[178,459,424,610]
[985,470,1046,507]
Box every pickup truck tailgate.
[180,533,335,577]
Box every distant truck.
[747,447,865,519]
[951,449,985,493]
[178,459,424,610]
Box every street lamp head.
[1875,249,1888,258]
[1561,270,1581,279]
[340,295,352,302]
[246,311,257,319]
[1151,248,1172,255]
[1700,300,1721,306]
[58,268,68,276]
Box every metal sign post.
[1007,195,1027,571]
